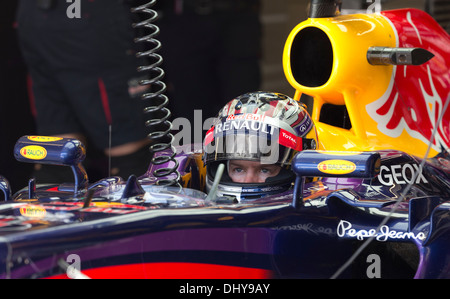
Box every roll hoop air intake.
[131,0,181,187]
[309,0,342,18]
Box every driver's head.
[203,91,318,201]
[227,160,281,183]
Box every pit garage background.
[0,0,445,193]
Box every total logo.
[377,163,428,186]
[20,145,47,160]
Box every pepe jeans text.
[337,220,426,242]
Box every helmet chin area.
[205,176,293,202]
[205,162,294,202]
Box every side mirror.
[0,176,11,201]
[291,150,381,208]
[14,136,88,196]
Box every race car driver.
[203,91,319,201]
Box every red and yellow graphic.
[317,160,356,175]
[20,145,47,160]
[20,205,47,218]
[27,136,63,142]
[283,9,450,158]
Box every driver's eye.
[231,167,243,173]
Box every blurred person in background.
[155,0,263,140]
[16,0,152,182]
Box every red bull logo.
[283,8,449,157]
[226,113,267,122]
[367,9,450,153]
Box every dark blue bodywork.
[0,137,448,279]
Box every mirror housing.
[291,150,380,208]
[14,136,88,195]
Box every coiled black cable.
[131,0,181,187]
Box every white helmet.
[203,92,318,201]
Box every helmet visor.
[203,114,303,165]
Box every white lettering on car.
[377,164,428,186]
